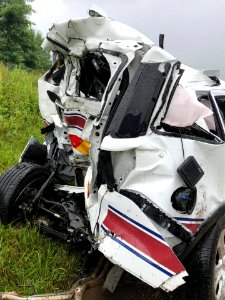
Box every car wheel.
[0,162,49,224]
[214,228,225,299]
[185,217,225,300]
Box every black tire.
[185,217,225,300]
[0,162,49,224]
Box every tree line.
[0,0,50,70]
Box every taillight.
[68,134,90,155]
[68,134,82,148]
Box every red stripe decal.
[65,116,86,128]
[182,223,200,233]
[103,209,185,274]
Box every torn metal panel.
[38,73,59,124]
[41,14,154,56]
[100,130,225,224]
[96,186,188,291]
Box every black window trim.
[209,90,225,141]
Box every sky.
[30,0,225,79]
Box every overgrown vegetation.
[0,64,81,295]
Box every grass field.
[0,63,43,173]
[0,225,81,295]
[0,63,81,295]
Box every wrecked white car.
[0,5,225,300]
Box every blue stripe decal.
[108,205,164,241]
[68,125,83,131]
[175,217,204,222]
[101,225,172,277]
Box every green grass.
[0,224,81,295]
[0,62,43,173]
[0,63,82,296]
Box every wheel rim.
[12,177,47,221]
[214,229,225,300]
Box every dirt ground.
[83,282,185,300]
